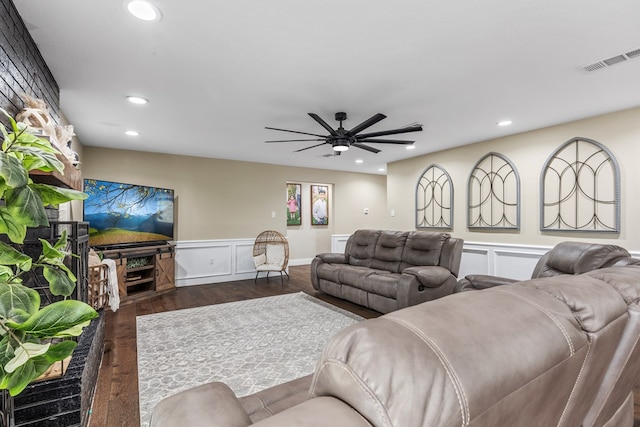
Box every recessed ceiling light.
[378,167,385,172]
[127,96,149,105]
[125,130,140,136]
[406,145,416,150]
[497,120,513,127]
[127,1,161,21]
[355,159,364,164]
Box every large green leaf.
[0,209,27,244]
[0,283,40,323]
[7,300,97,338]
[31,183,88,206]
[43,265,76,297]
[4,185,49,228]
[0,336,14,389]
[4,342,50,373]
[39,238,66,260]
[6,357,36,396]
[0,152,29,188]
[0,241,32,271]
[11,147,62,173]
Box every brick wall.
[0,0,59,121]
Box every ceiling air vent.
[581,46,640,73]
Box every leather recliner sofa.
[310,229,463,313]
[150,264,640,427]
[455,241,631,291]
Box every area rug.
[136,292,363,427]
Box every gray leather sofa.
[310,229,463,313]
[151,263,640,426]
[455,241,631,291]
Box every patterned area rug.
[137,292,363,427]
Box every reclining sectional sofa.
[310,229,463,313]
[151,262,640,426]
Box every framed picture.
[286,183,302,226]
[311,185,329,225]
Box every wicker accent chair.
[253,230,290,284]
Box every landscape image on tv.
[83,179,174,248]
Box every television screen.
[83,179,174,248]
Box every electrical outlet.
[363,208,369,215]
[209,258,215,265]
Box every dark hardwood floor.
[88,265,380,427]
[88,265,640,426]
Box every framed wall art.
[286,183,302,226]
[311,184,329,225]
[540,137,620,232]
[415,164,453,229]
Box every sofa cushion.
[360,272,401,299]
[400,231,450,270]
[338,265,373,287]
[371,231,409,273]
[346,230,381,268]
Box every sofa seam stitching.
[386,316,469,426]
[494,288,576,354]
[312,359,393,427]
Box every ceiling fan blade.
[265,126,327,138]
[347,113,386,136]
[352,143,381,154]
[357,139,415,145]
[356,124,423,139]
[265,138,325,143]
[308,113,338,136]
[294,142,329,152]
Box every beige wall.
[78,107,639,258]
[79,147,387,259]
[387,107,640,250]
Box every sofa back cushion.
[532,242,631,278]
[346,230,381,268]
[370,231,409,273]
[400,231,449,270]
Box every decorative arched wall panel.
[467,152,520,230]
[540,137,620,232]
[416,164,453,229]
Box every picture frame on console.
[311,184,329,226]
[286,183,301,226]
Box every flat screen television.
[83,179,174,249]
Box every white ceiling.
[13,0,640,175]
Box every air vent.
[580,46,640,73]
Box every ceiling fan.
[265,112,422,154]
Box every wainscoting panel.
[458,247,491,277]
[331,234,351,253]
[459,242,549,280]
[175,239,256,286]
[176,237,640,286]
[235,243,257,274]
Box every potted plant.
[0,108,98,402]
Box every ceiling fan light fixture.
[333,144,349,152]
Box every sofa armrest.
[315,253,349,264]
[150,382,252,427]
[311,254,348,290]
[396,266,457,309]
[402,266,453,288]
[461,274,519,290]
